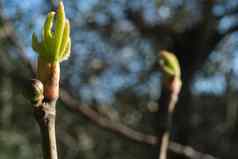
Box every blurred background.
[0,0,238,158]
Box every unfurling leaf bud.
[159,50,181,78]
[32,2,71,63]
[31,2,71,101]
[159,50,182,94]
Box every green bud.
[32,2,71,63]
[159,51,182,94]
[22,79,44,105]
[31,79,44,104]
[159,50,181,78]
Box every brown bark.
[33,100,58,159]
[156,77,181,159]
[37,58,60,101]
[35,59,60,159]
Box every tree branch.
[60,89,220,159]
[156,84,179,159]
[33,100,58,159]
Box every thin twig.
[60,90,220,159]
[33,100,58,159]
[169,142,219,159]
[156,85,178,159]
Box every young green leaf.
[159,50,181,78]
[32,1,71,63]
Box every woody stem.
[33,100,58,159]
[156,78,180,159]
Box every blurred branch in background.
[61,89,220,159]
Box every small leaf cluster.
[32,2,71,63]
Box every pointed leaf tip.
[159,50,181,78]
[43,11,55,40]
